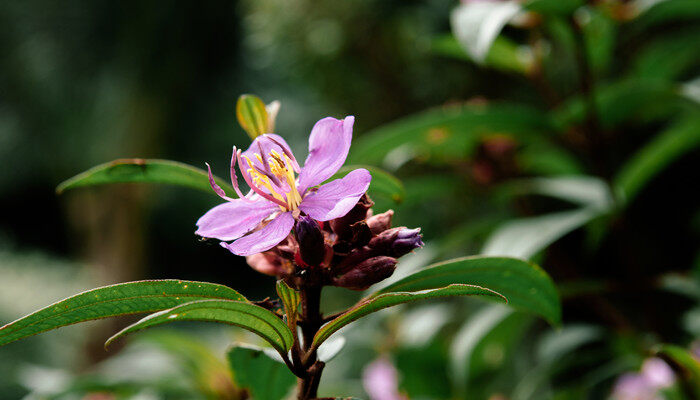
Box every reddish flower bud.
[246,252,290,276]
[366,209,394,235]
[329,194,374,240]
[332,256,397,290]
[392,228,424,257]
[368,227,423,258]
[295,216,325,267]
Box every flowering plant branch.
[0,97,560,399]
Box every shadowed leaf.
[56,159,234,196]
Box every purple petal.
[222,211,295,256]
[298,116,354,192]
[196,199,276,241]
[299,168,371,221]
[206,162,234,201]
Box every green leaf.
[227,344,296,400]
[654,344,700,397]
[553,79,692,131]
[331,165,405,204]
[105,300,294,354]
[615,116,700,204]
[482,209,603,259]
[629,27,700,81]
[348,103,555,167]
[524,0,583,16]
[582,7,616,77]
[377,256,561,326]
[628,0,700,37]
[236,94,269,140]
[0,280,246,347]
[432,35,532,75]
[56,159,234,196]
[504,176,614,209]
[276,280,300,327]
[312,284,505,349]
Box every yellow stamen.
[244,151,302,212]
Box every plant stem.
[297,284,324,400]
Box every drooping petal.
[298,116,354,192]
[299,168,371,221]
[222,211,295,256]
[195,199,276,241]
[206,162,235,202]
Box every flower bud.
[368,227,423,258]
[366,209,394,235]
[392,228,424,257]
[332,256,397,290]
[329,194,374,240]
[246,252,290,277]
[294,216,325,267]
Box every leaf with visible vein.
[378,256,561,326]
[106,300,294,355]
[0,280,246,346]
[56,159,234,196]
[312,284,504,349]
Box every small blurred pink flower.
[611,358,675,400]
[362,357,406,400]
[641,357,675,388]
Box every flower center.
[243,150,303,212]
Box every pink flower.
[363,357,405,400]
[611,358,675,400]
[196,116,371,256]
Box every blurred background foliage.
[0,0,699,399]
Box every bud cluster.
[246,195,423,290]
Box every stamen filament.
[235,150,288,208]
[230,147,255,201]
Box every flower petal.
[195,199,276,241]
[222,211,295,256]
[299,168,371,221]
[298,116,354,192]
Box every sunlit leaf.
[312,284,505,349]
[236,94,269,140]
[378,256,561,326]
[504,176,614,209]
[482,208,602,259]
[106,300,294,354]
[432,35,532,75]
[0,280,246,347]
[449,304,514,392]
[450,0,522,63]
[56,159,234,196]
[227,344,296,400]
